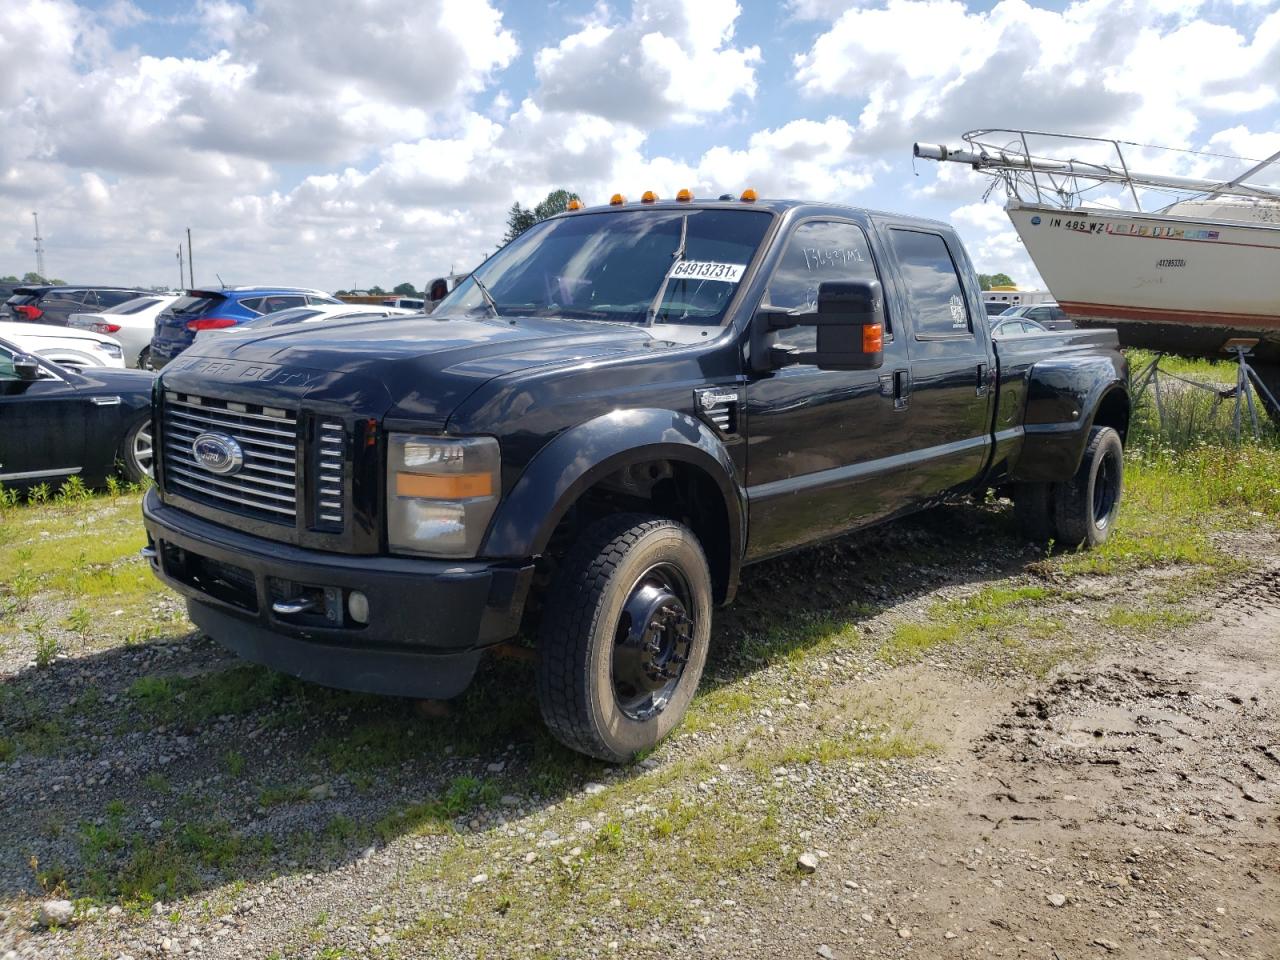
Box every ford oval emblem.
[192,432,244,476]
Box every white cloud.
[535,0,760,125]
[793,0,1280,153]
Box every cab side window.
[889,230,972,339]
[766,220,880,349]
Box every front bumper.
[142,489,535,698]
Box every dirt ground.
[765,561,1280,960]
[1,504,1276,960]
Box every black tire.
[536,513,712,762]
[1012,481,1057,544]
[137,347,152,371]
[118,417,154,484]
[1053,426,1123,549]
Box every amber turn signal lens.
[863,323,884,354]
[610,193,626,205]
[676,188,693,202]
[395,472,494,499]
[740,188,758,202]
[641,190,658,203]
[566,198,582,210]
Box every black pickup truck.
[142,196,1129,760]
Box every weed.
[56,476,91,503]
[64,606,92,635]
[32,619,58,668]
[223,750,246,778]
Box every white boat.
[914,130,1280,390]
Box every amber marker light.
[676,188,693,202]
[863,323,884,353]
[641,190,658,203]
[395,472,494,499]
[566,198,582,210]
[740,188,758,202]
[610,193,626,205]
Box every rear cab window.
[888,229,972,339]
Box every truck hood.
[157,313,670,424]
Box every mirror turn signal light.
[566,198,582,210]
[676,188,693,202]
[641,190,658,203]
[395,472,494,499]
[610,193,626,205]
[863,323,884,354]
[740,188,758,202]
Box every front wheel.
[1053,426,1123,549]
[119,418,154,483]
[536,514,712,762]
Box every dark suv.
[3,286,151,325]
[150,287,343,368]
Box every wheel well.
[1093,387,1131,444]
[539,459,734,605]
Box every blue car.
[149,287,342,368]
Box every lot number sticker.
[668,260,746,283]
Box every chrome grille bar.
[162,391,299,525]
[315,420,345,529]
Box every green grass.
[877,583,1064,665]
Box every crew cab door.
[878,225,995,494]
[743,218,916,559]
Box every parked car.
[0,336,153,489]
[0,320,126,370]
[149,287,344,369]
[998,301,1074,330]
[992,317,1049,337]
[142,194,1129,762]
[69,294,179,369]
[383,297,425,310]
[3,285,151,326]
[192,304,418,343]
[0,282,20,318]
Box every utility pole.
[177,244,185,291]
[186,228,194,288]
[32,212,45,280]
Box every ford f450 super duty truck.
[142,195,1130,760]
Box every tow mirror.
[14,353,41,381]
[763,280,885,371]
[427,277,449,302]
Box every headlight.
[386,434,501,558]
[97,342,123,358]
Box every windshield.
[437,208,773,325]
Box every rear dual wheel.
[536,514,712,762]
[1013,425,1123,549]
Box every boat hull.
[1007,201,1280,364]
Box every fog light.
[348,590,370,625]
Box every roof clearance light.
[676,188,693,202]
[610,193,626,206]
[641,190,658,204]
[566,198,582,211]
[740,188,758,202]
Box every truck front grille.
[162,392,299,525]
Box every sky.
[1,0,1278,292]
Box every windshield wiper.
[645,215,688,325]
[470,274,500,318]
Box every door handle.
[893,368,911,410]
[976,363,989,397]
